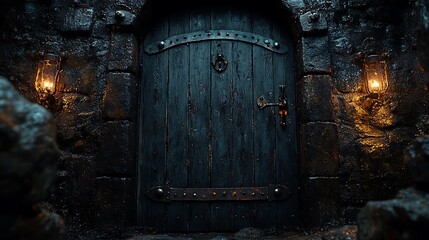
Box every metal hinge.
[146,184,290,203]
[145,30,288,55]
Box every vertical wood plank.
[138,16,169,231]
[165,9,190,232]
[188,7,212,231]
[210,7,234,232]
[273,21,298,229]
[230,8,255,230]
[252,13,278,229]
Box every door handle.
[257,85,288,127]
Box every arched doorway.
[137,1,298,232]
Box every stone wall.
[0,0,426,236]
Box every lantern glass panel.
[364,56,388,95]
[35,55,60,95]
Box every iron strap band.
[146,184,290,203]
[144,30,288,54]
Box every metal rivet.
[183,193,187,196]
[193,193,197,197]
[174,192,177,197]
[309,12,320,22]
[158,41,165,49]
[226,33,230,36]
[264,39,270,45]
[261,192,265,196]
[274,42,280,48]
[208,32,211,36]
[195,216,198,219]
[213,192,217,196]
[155,188,164,199]
[115,10,125,21]
[232,192,237,196]
[252,192,255,196]
[274,188,282,197]
[222,191,226,196]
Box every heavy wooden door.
[138,4,297,232]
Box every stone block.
[340,182,364,206]
[302,36,331,73]
[98,121,135,176]
[342,207,361,224]
[94,177,134,230]
[60,154,96,212]
[357,187,429,240]
[338,124,359,156]
[56,93,101,144]
[301,122,339,177]
[405,136,429,190]
[108,33,138,72]
[62,8,94,33]
[300,11,328,33]
[284,0,306,10]
[303,0,338,9]
[301,177,340,228]
[300,75,334,122]
[102,72,136,120]
[60,60,98,95]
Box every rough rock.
[357,187,429,240]
[0,76,58,206]
[0,204,65,240]
[233,227,264,238]
[404,136,429,191]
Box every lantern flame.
[369,79,380,93]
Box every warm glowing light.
[42,80,55,92]
[368,79,380,93]
[35,53,61,96]
[363,55,388,97]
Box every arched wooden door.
[138,3,297,232]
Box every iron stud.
[213,192,217,196]
[155,188,164,198]
[274,42,280,48]
[193,193,197,197]
[183,193,187,196]
[158,41,165,49]
[115,10,125,21]
[274,188,282,197]
[264,39,270,45]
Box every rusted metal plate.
[144,30,288,54]
[147,184,291,203]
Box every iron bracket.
[147,184,291,203]
[145,30,288,55]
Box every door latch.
[211,53,228,72]
[257,85,288,127]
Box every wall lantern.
[35,53,62,109]
[363,54,388,99]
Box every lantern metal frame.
[363,54,388,99]
[35,53,62,110]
